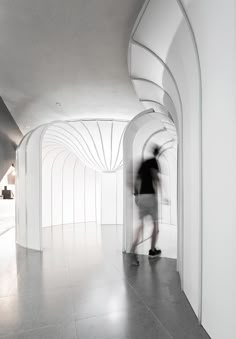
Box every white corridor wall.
[128,0,201,319]
[183,1,236,338]
[129,1,236,338]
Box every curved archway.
[16,119,128,251]
[127,0,202,320]
[123,108,177,255]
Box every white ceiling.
[0,0,145,134]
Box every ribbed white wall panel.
[16,119,126,251]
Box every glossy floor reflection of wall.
[0,225,209,338]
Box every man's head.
[152,145,160,157]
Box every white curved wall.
[130,0,236,338]
[16,119,125,251]
[129,0,201,317]
[182,1,236,338]
[16,126,45,251]
[42,148,98,227]
[16,136,28,248]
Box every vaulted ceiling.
[0,0,145,134]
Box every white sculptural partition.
[16,126,45,251]
[16,134,29,249]
[16,119,127,251]
[128,0,202,318]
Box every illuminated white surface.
[184,1,236,338]
[16,119,126,250]
[43,120,127,172]
[129,2,236,337]
[128,0,202,318]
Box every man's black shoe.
[148,248,161,258]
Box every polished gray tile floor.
[0,224,210,339]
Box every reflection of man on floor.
[131,145,161,266]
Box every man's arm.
[134,175,141,195]
[151,168,159,193]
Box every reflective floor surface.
[136,222,177,259]
[0,216,15,236]
[0,224,209,339]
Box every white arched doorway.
[123,109,178,260]
[127,0,202,322]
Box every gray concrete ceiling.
[0,0,145,134]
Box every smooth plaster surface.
[0,0,145,134]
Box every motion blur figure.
[131,145,162,266]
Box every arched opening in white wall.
[123,109,178,260]
[16,119,127,251]
[127,0,202,322]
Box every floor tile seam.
[0,227,14,238]
[27,313,76,330]
[5,285,75,298]
[68,279,126,290]
[69,278,128,294]
[106,256,177,307]
[73,303,145,324]
[0,316,75,334]
[108,258,126,276]
[6,277,133,298]
[0,320,78,338]
[125,279,174,339]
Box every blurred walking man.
[131,145,161,265]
